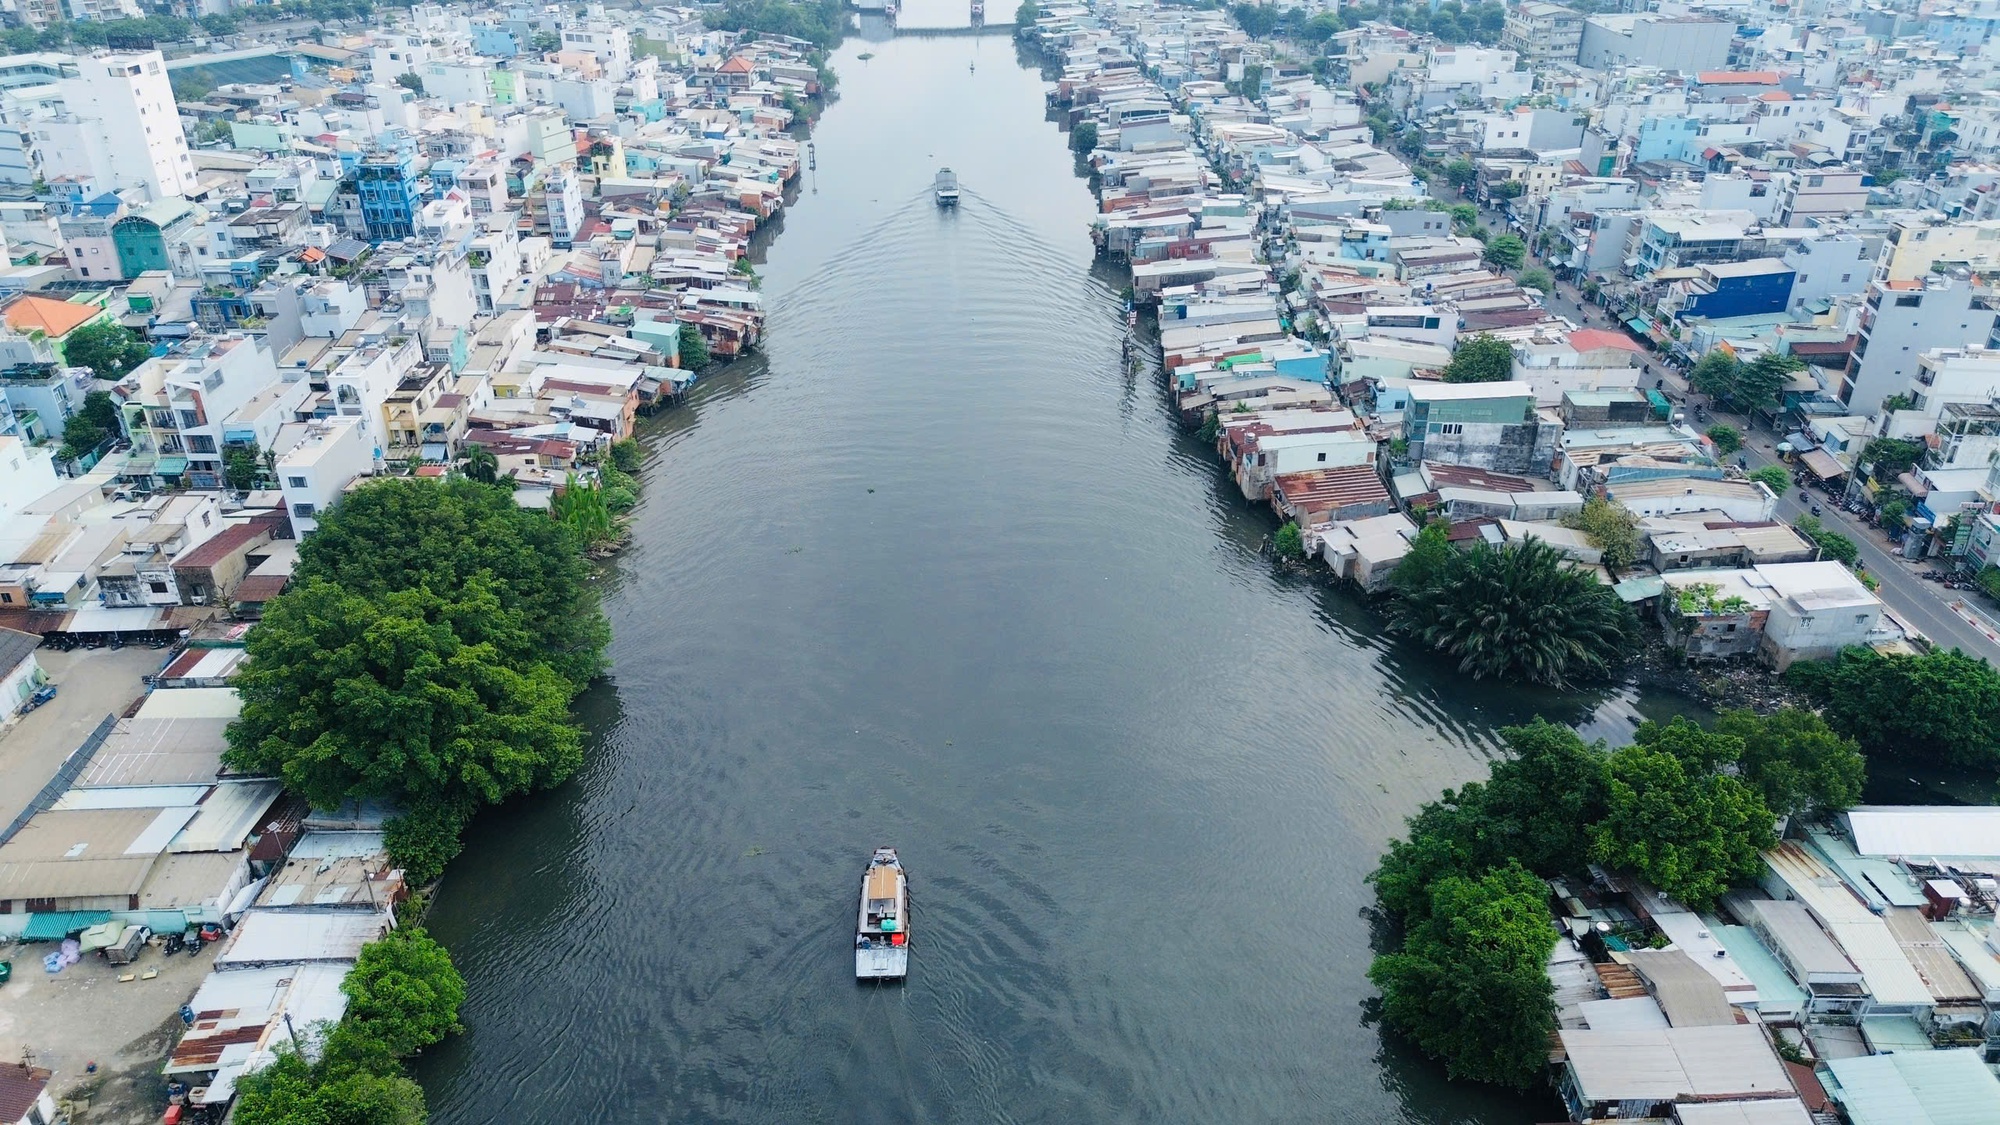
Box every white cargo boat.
[854,846,909,981]
[933,168,960,207]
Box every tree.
[1560,497,1641,571]
[1489,180,1526,201]
[395,72,424,93]
[342,928,466,1058]
[1518,267,1553,293]
[278,478,608,687]
[461,444,499,485]
[1734,353,1800,413]
[57,388,122,460]
[1441,333,1515,383]
[1014,0,1038,26]
[1443,158,1476,191]
[1863,437,1923,478]
[232,1045,428,1125]
[222,442,264,492]
[677,322,711,370]
[1390,520,1452,597]
[1749,465,1791,495]
[62,320,152,379]
[1705,424,1742,455]
[1482,233,1526,271]
[1368,862,1557,1088]
[1591,739,1776,910]
[1877,496,1910,534]
[1788,646,2000,769]
[1793,515,1859,566]
[223,579,584,814]
[1713,708,1864,819]
[1069,120,1099,157]
[1233,63,1264,99]
[1689,350,1741,401]
[1389,538,1637,686]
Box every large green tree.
[62,320,153,379]
[1591,736,1776,910]
[1713,708,1864,819]
[231,1049,427,1125]
[1390,538,1637,685]
[288,477,607,687]
[341,928,466,1058]
[1559,497,1641,571]
[1369,862,1557,1088]
[1440,333,1515,383]
[1482,234,1526,271]
[1788,646,2000,769]
[1370,721,1610,918]
[225,579,583,812]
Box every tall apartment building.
[1842,275,2000,413]
[41,51,194,202]
[1577,14,1733,71]
[1501,2,1584,65]
[355,149,420,241]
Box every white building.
[44,51,194,202]
[275,416,373,536]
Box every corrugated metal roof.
[133,687,241,720]
[51,784,210,810]
[1825,1048,2000,1124]
[0,809,161,900]
[126,806,199,854]
[1763,844,1934,1007]
[1882,907,1982,1004]
[1673,1100,1813,1125]
[79,717,231,788]
[1561,1024,1791,1101]
[285,830,386,860]
[1626,948,1738,1027]
[169,962,349,1077]
[215,910,389,967]
[1846,806,2000,860]
[169,780,282,854]
[137,849,245,910]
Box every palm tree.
[462,444,499,485]
[1389,538,1636,687]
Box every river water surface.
[414,29,1691,1123]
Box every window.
[287,475,308,489]
[0,593,10,604]
[148,581,169,594]
[1896,294,1922,307]
[1841,273,1851,283]
[292,503,316,518]
[1317,452,1327,462]
[1438,422,1464,435]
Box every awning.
[156,455,188,476]
[1897,471,1929,497]
[20,910,112,942]
[1626,317,1651,335]
[421,442,448,462]
[1801,449,1845,479]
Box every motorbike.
[1811,504,1823,517]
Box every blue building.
[354,150,419,242]
[472,25,523,56]
[1633,117,1701,165]
[1673,259,1796,322]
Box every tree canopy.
[1749,465,1791,495]
[1389,538,1637,686]
[1705,424,1742,455]
[1440,333,1515,383]
[1712,707,1864,819]
[678,322,711,370]
[226,478,608,882]
[1559,496,1641,572]
[342,928,467,1058]
[1788,646,2000,769]
[1590,723,1776,910]
[1368,863,1558,1088]
[1069,120,1099,156]
[703,0,846,46]
[1481,234,1527,271]
[57,389,122,461]
[62,320,153,380]
[1517,267,1553,293]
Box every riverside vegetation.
[223,475,612,885]
[1368,711,1863,1088]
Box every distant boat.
[855,847,909,981]
[934,167,960,207]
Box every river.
[412,28,1696,1124]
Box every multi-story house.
[1500,1,1583,65]
[1843,275,2000,413]
[354,149,421,242]
[125,334,283,490]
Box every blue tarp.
[20,910,111,942]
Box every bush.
[1272,521,1305,559]
[610,438,644,473]
[1559,497,1641,572]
